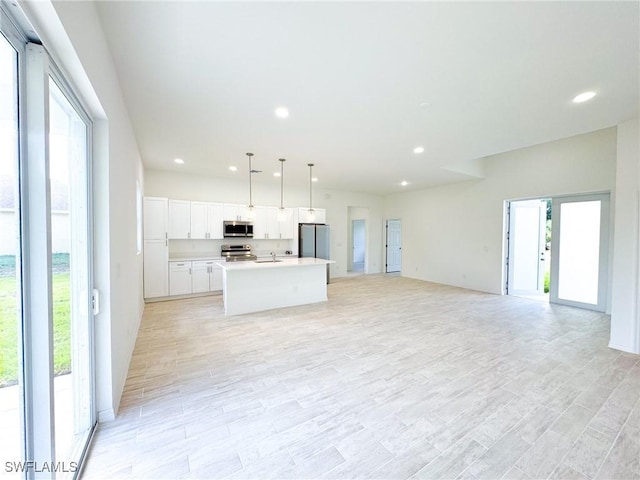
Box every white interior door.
[507,200,546,296]
[550,194,609,311]
[386,219,402,273]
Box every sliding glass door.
[0,27,25,474]
[49,76,94,475]
[0,7,95,477]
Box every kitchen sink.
[255,259,283,263]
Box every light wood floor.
[81,275,640,480]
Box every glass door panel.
[550,194,609,311]
[0,32,24,472]
[49,77,92,472]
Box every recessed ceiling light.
[573,91,596,103]
[312,177,318,182]
[401,181,408,186]
[419,102,431,109]
[275,107,289,118]
[413,146,425,154]
[229,166,237,172]
[273,172,281,177]
[174,158,184,164]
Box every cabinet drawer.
[192,260,216,268]
[170,261,191,271]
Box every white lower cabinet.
[169,261,192,296]
[192,262,210,293]
[192,260,222,293]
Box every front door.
[507,199,547,296]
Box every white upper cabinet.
[297,207,326,224]
[143,197,168,240]
[278,207,295,239]
[254,206,279,239]
[208,203,224,239]
[253,206,295,239]
[223,203,251,222]
[191,201,224,239]
[168,199,191,239]
[190,201,208,239]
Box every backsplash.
[169,239,295,257]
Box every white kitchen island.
[217,258,334,316]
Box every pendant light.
[246,152,260,219]
[307,163,315,222]
[277,158,287,222]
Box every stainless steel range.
[221,244,257,262]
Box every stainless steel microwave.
[223,221,254,238]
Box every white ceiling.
[95,1,639,195]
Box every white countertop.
[217,257,334,270]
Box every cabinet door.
[278,208,295,239]
[222,203,240,221]
[266,207,280,239]
[143,197,168,240]
[238,204,252,221]
[254,206,279,239]
[211,265,223,291]
[144,239,168,298]
[168,200,191,239]
[253,206,269,239]
[208,203,224,239]
[191,261,211,293]
[169,262,192,295]
[298,207,315,224]
[190,201,208,239]
[314,208,327,224]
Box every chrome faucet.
[270,252,276,262]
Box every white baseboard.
[608,342,639,354]
[97,408,115,423]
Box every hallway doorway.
[351,219,366,273]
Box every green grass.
[544,270,550,294]
[0,271,71,386]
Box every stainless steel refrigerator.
[299,223,331,283]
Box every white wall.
[20,0,146,420]
[0,211,70,254]
[610,118,640,353]
[145,169,385,277]
[0,211,18,255]
[384,128,617,295]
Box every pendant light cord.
[279,159,285,209]
[247,152,254,207]
[308,163,314,212]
